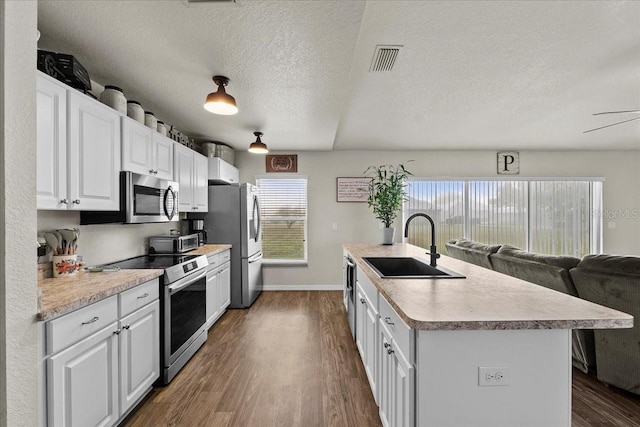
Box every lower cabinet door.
[392,345,415,427]
[206,269,219,328]
[48,322,119,427]
[378,321,393,427]
[364,301,378,403]
[119,300,160,415]
[219,263,231,310]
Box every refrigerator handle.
[253,195,261,243]
[248,252,263,263]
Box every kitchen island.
[344,243,632,427]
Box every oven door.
[163,268,207,366]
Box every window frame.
[256,174,309,266]
[404,176,604,257]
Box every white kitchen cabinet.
[208,157,239,184]
[174,144,208,212]
[47,321,119,427]
[119,300,160,416]
[121,116,174,180]
[356,271,379,404]
[44,279,160,427]
[67,89,121,211]
[193,151,208,211]
[378,316,414,427]
[205,250,231,329]
[37,73,68,209]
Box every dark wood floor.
[123,291,640,427]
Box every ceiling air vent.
[369,45,402,72]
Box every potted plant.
[364,162,412,245]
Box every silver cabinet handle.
[360,298,366,304]
[154,170,159,174]
[137,293,149,299]
[387,348,394,355]
[149,169,155,174]
[60,198,69,204]
[113,329,121,335]
[122,325,130,330]
[384,317,394,325]
[383,342,390,348]
[72,199,81,204]
[81,316,99,325]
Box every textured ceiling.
[37,1,640,152]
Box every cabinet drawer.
[119,279,159,318]
[219,250,230,264]
[357,267,378,311]
[46,296,118,355]
[379,294,414,362]
[207,253,220,270]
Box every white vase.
[382,227,395,245]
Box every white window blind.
[256,176,308,262]
[405,178,602,258]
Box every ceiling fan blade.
[583,116,640,134]
[593,110,640,116]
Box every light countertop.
[38,269,164,321]
[37,244,232,322]
[344,243,633,331]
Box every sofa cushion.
[497,245,580,270]
[453,238,501,254]
[576,254,640,276]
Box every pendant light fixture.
[248,131,268,154]
[204,75,238,115]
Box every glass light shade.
[248,141,268,154]
[204,86,238,115]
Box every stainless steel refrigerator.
[203,183,263,308]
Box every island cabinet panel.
[356,281,379,402]
[415,328,572,427]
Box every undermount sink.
[362,257,465,279]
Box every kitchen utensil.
[58,229,76,255]
[85,266,121,273]
[44,233,60,255]
[53,231,63,252]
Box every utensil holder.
[52,254,78,277]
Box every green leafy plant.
[364,162,413,228]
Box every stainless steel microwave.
[81,171,179,224]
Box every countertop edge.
[344,243,634,331]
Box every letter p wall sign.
[497,152,520,175]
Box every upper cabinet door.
[174,143,194,212]
[67,91,121,211]
[37,74,68,209]
[153,134,174,181]
[121,116,153,176]
[193,152,208,212]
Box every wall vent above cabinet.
[369,45,402,72]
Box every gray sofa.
[490,245,595,373]
[571,254,640,394]
[444,239,501,269]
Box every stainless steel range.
[103,253,208,384]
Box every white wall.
[0,1,39,425]
[38,211,177,266]
[237,150,640,287]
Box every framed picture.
[336,177,371,202]
[266,154,297,173]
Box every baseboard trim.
[262,284,343,291]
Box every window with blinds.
[256,176,308,263]
[405,179,602,258]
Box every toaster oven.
[149,234,199,254]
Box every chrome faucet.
[404,213,440,267]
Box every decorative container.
[100,85,127,114]
[127,100,144,123]
[144,111,157,130]
[157,121,167,136]
[382,227,395,245]
[52,254,78,277]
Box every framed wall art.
[336,177,371,202]
[266,154,297,173]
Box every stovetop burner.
[103,253,208,284]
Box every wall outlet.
[332,222,338,231]
[478,367,510,386]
